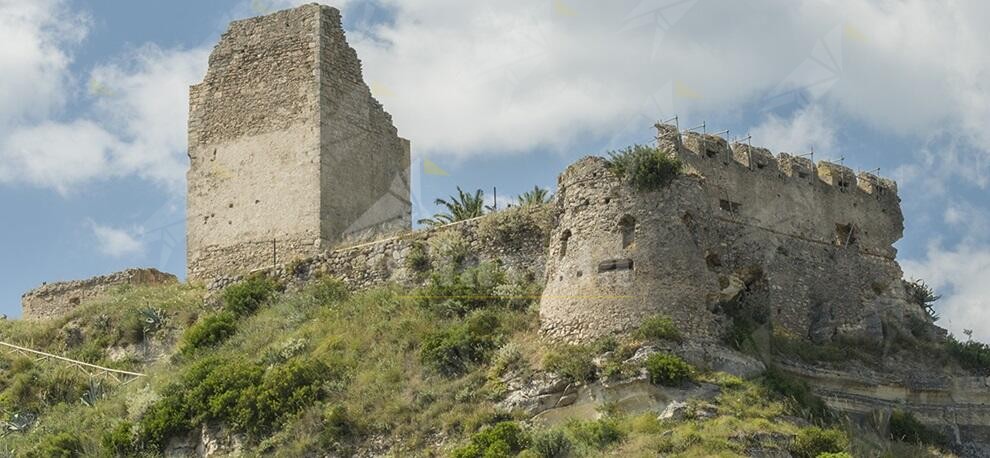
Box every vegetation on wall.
[418,186,487,226]
[605,144,683,191]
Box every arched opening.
[619,215,636,249]
[559,229,572,258]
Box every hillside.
[1,238,979,457]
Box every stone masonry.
[186,4,410,282]
[539,123,916,343]
[21,268,177,321]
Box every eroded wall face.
[187,5,411,282]
[187,6,323,281]
[22,269,177,321]
[317,8,411,243]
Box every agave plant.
[516,186,552,206]
[139,306,168,335]
[417,187,486,227]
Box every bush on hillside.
[180,312,238,354]
[529,429,571,458]
[24,431,83,458]
[606,144,683,191]
[789,427,848,458]
[416,263,509,317]
[644,353,694,386]
[761,367,829,419]
[222,275,279,317]
[101,421,137,456]
[946,335,990,375]
[566,418,624,449]
[888,410,944,446]
[451,421,529,458]
[637,315,682,342]
[543,344,596,383]
[420,310,502,376]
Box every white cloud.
[0,44,207,193]
[0,0,88,126]
[87,220,145,258]
[749,105,836,156]
[902,242,990,344]
[343,0,990,187]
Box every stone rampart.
[21,268,177,321]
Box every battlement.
[664,125,898,200]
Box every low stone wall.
[207,206,552,293]
[21,268,178,321]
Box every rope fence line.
[0,341,144,383]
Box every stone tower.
[186,4,410,282]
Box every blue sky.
[1,0,988,341]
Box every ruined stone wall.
[187,4,409,282]
[540,126,916,343]
[21,269,177,321]
[208,207,550,294]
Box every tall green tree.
[516,186,552,206]
[418,187,486,227]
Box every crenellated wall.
[540,124,918,344]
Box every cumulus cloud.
[902,242,990,344]
[0,42,207,193]
[0,0,87,126]
[338,0,990,187]
[87,220,145,258]
[750,105,836,156]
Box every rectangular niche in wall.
[598,258,633,273]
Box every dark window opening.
[598,258,634,273]
[838,179,850,189]
[69,297,80,306]
[835,223,857,247]
[619,215,636,249]
[705,148,719,158]
[797,171,809,179]
[719,199,741,213]
[756,162,766,169]
[559,230,572,258]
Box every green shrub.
[428,230,471,269]
[320,405,361,448]
[530,429,571,458]
[567,418,624,449]
[946,335,990,375]
[138,387,193,449]
[543,344,596,383]
[223,276,278,317]
[416,263,508,317]
[478,205,552,245]
[762,367,829,419]
[789,427,848,458]
[816,453,853,458]
[180,312,238,353]
[101,421,137,456]
[644,353,693,386]
[605,144,683,191]
[451,421,529,458]
[637,315,681,342]
[236,357,330,437]
[404,241,432,273]
[24,431,83,458]
[421,311,501,376]
[310,275,349,305]
[888,410,944,446]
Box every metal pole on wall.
[493,186,498,211]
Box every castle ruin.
[186,4,411,282]
[17,4,989,452]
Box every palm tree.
[516,186,552,206]
[417,187,486,226]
